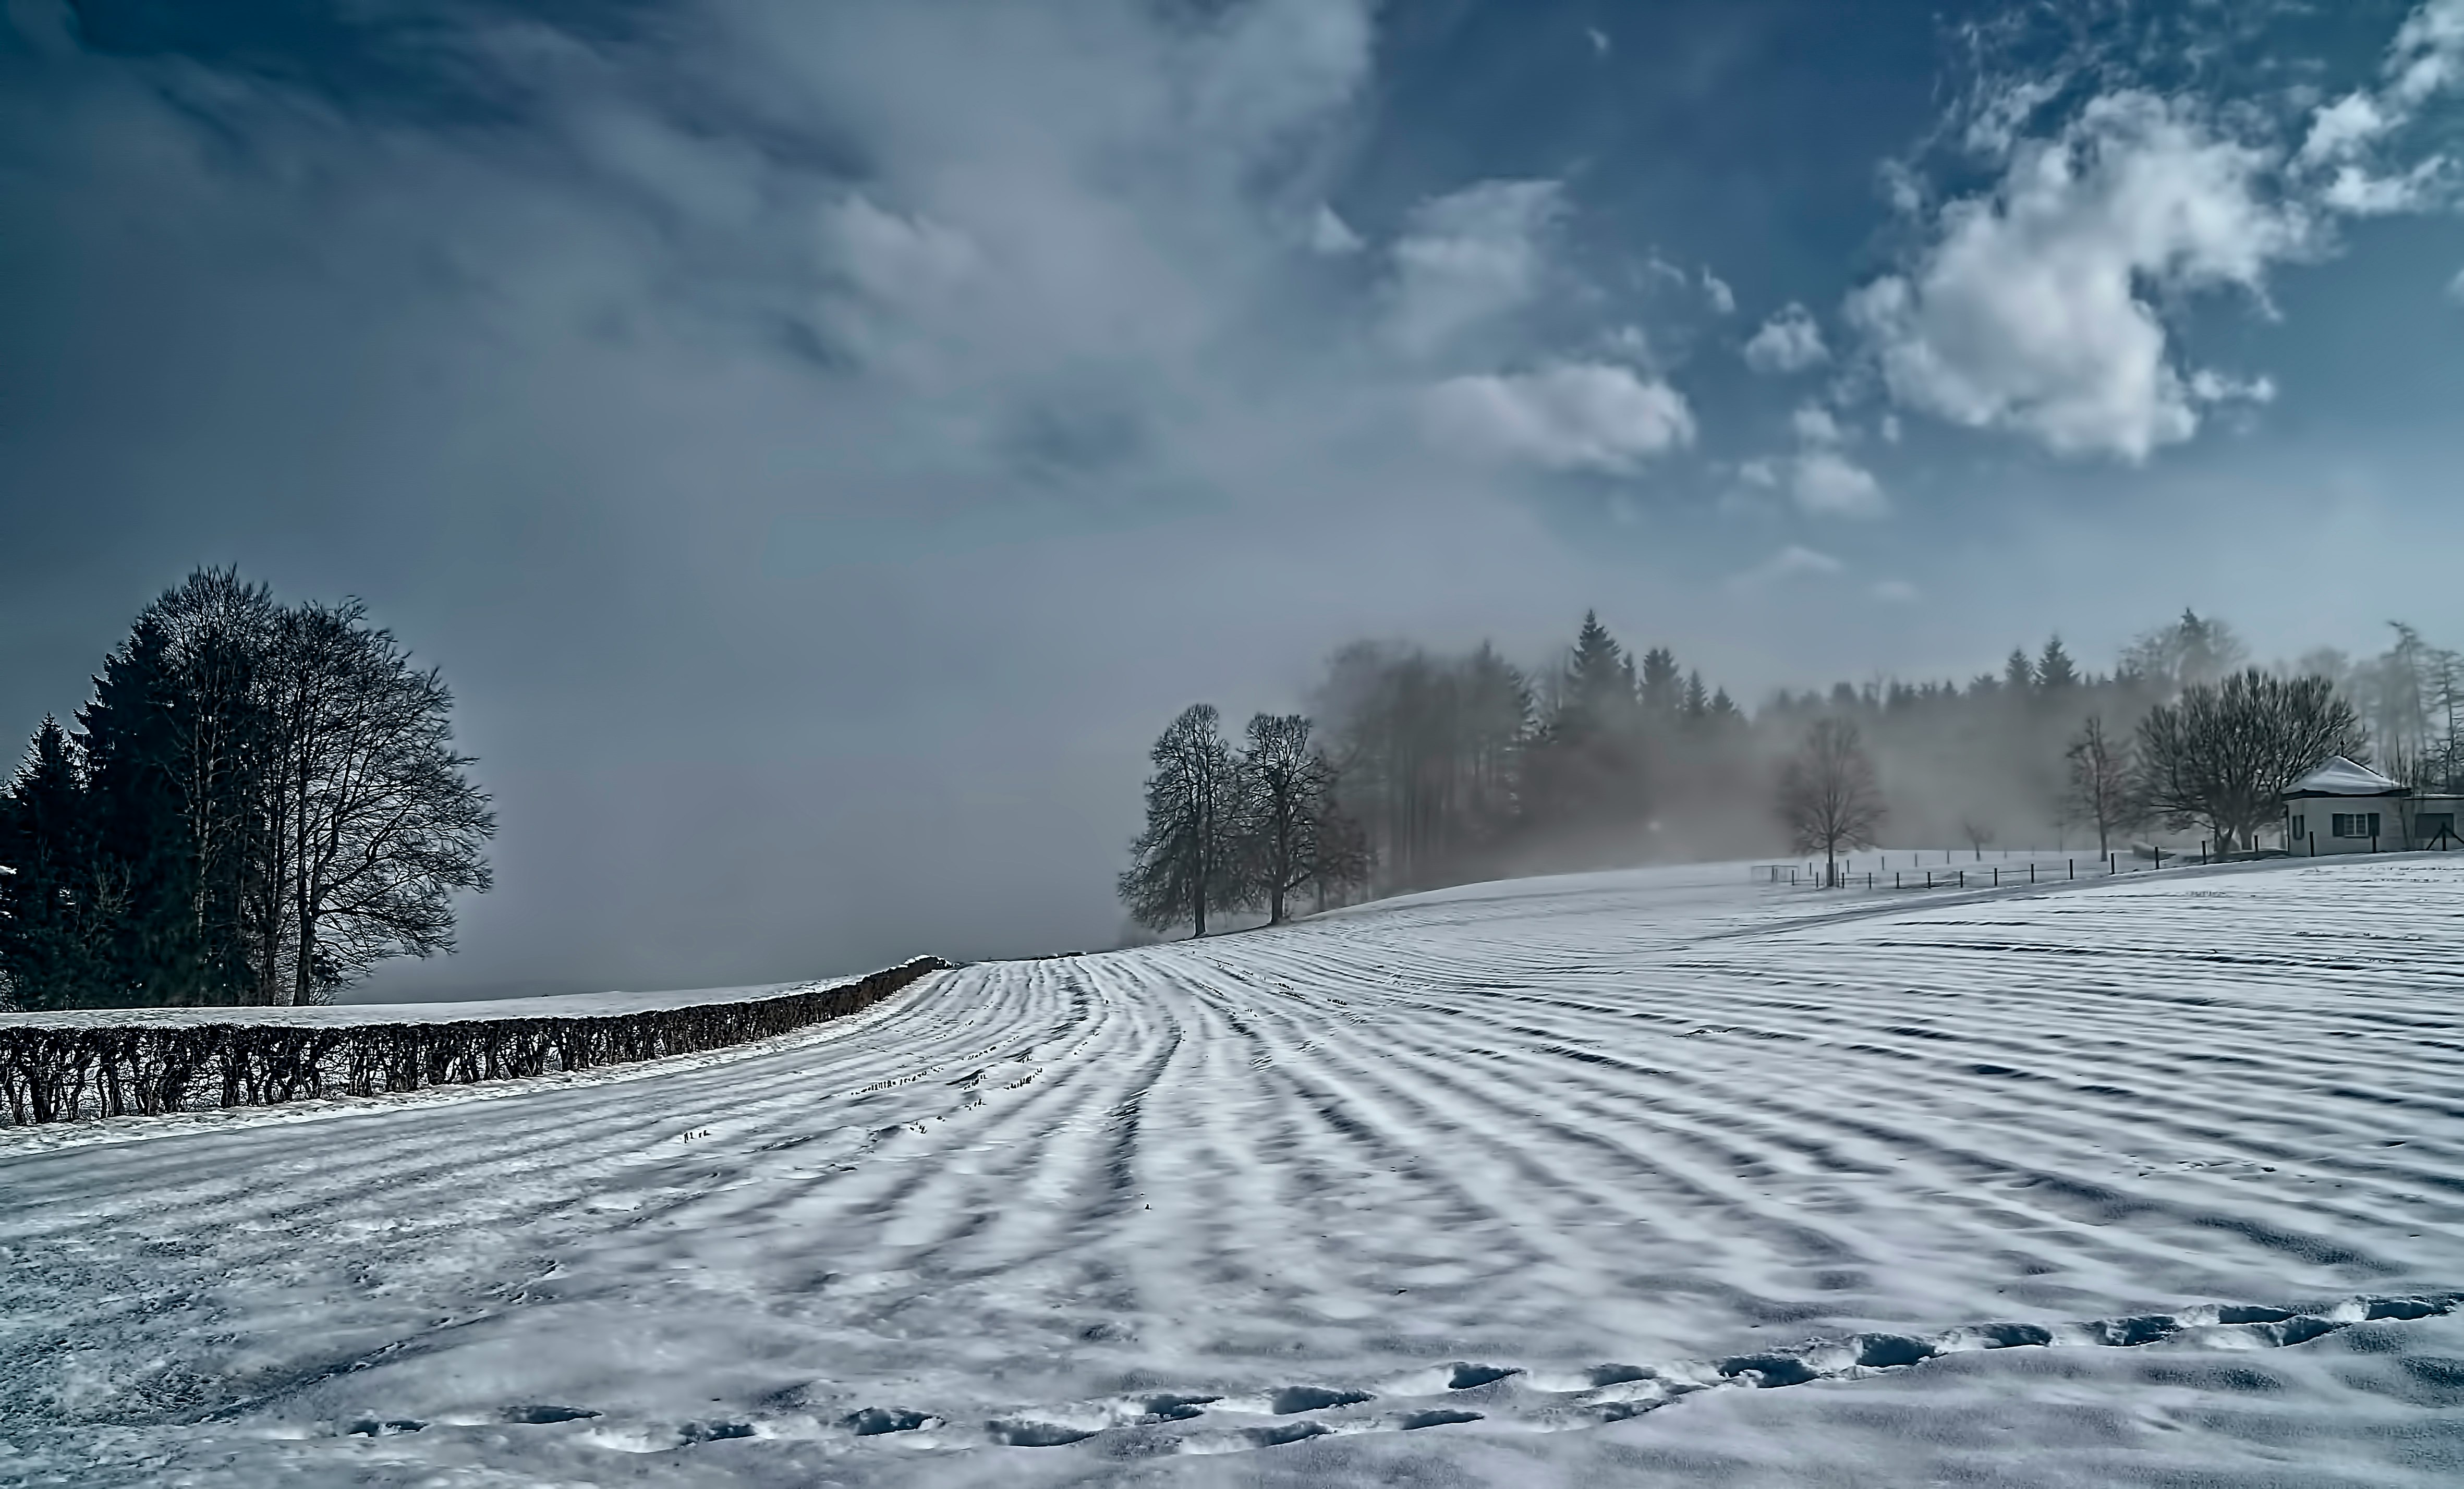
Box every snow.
[2286,754,2407,797]
[6,857,2464,1485]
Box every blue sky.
[3,0,2461,992]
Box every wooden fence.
[0,956,950,1127]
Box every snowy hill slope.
[6,859,2463,1485]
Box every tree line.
[1124,606,2436,931]
[0,570,494,1010]
[1776,664,2366,886]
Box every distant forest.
[1122,608,2463,926]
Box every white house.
[2280,756,2464,854]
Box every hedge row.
[0,957,950,1127]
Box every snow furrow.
[8,859,2464,1486]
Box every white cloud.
[1879,413,1902,443]
[2295,3,2463,205]
[825,196,982,309]
[1871,578,1921,603]
[1790,403,1844,445]
[1702,270,1737,315]
[1737,445,1888,519]
[1424,361,1695,474]
[1790,449,1889,518]
[2392,0,2464,107]
[1847,92,2309,462]
[2449,265,2464,304]
[1386,179,1564,356]
[1189,0,1375,143]
[1728,544,1844,591]
[2319,156,2448,215]
[1308,203,1364,254]
[2186,369,2276,406]
[1743,303,1828,373]
[1964,77,2065,156]
[2297,91,2396,168]
[1586,26,1611,58]
[1600,323,1654,361]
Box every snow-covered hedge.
[0,956,949,1126]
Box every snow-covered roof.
[2282,755,2406,799]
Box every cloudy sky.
[4,0,2461,996]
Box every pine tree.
[75,617,211,1006]
[2004,648,2035,695]
[1638,647,1682,717]
[1119,704,1242,937]
[0,719,108,1010]
[2036,636,2079,691]
[1682,670,1709,721]
[1560,612,1629,735]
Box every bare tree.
[1958,817,1996,860]
[2136,669,2366,853]
[257,602,495,1003]
[1119,704,1242,938]
[1775,719,1885,887]
[1232,713,1343,926]
[2061,715,2138,856]
[1308,790,1374,912]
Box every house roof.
[2282,755,2407,799]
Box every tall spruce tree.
[2036,636,2079,691]
[1682,670,1709,722]
[1560,612,1629,733]
[1638,647,1682,717]
[74,617,213,1005]
[0,719,106,1010]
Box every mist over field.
[4,0,2462,998]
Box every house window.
[2331,812,2382,839]
[2419,812,2456,841]
[2291,814,2305,840]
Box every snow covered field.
[6,858,2464,1486]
